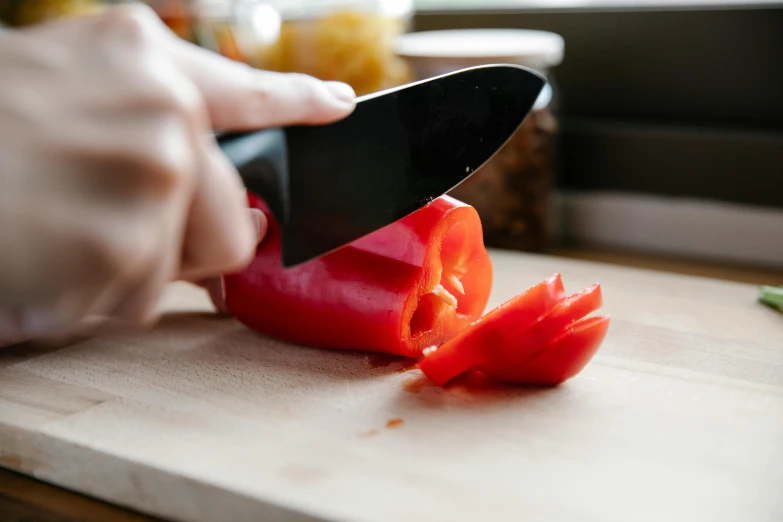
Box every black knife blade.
[217,63,546,268]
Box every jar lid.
[269,0,413,20]
[395,29,564,68]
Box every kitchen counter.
[1,249,781,522]
[414,0,783,11]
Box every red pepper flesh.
[499,315,611,386]
[416,273,567,386]
[224,194,492,358]
[480,283,603,381]
[419,276,609,386]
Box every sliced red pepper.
[499,315,611,386]
[224,194,609,386]
[416,273,566,386]
[224,194,492,358]
[418,277,609,386]
[479,283,603,382]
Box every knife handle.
[215,128,289,224]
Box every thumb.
[190,207,266,314]
[247,207,268,245]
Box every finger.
[97,173,190,329]
[190,207,266,313]
[13,295,91,341]
[0,310,28,347]
[104,220,180,328]
[200,277,228,314]
[108,279,165,327]
[167,39,356,130]
[178,136,257,281]
[184,207,267,286]
[0,307,93,347]
[106,258,171,328]
[247,207,268,245]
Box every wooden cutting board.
[1,250,781,522]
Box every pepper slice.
[499,315,611,386]
[416,273,566,386]
[418,275,609,386]
[224,194,492,358]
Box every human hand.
[195,207,267,314]
[0,4,356,344]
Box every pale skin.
[0,4,357,346]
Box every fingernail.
[249,208,267,244]
[325,81,356,104]
[202,277,229,314]
[0,310,28,345]
[19,307,65,337]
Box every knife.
[217,63,546,268]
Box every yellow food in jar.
[257,10,412,96]
[12,0,103,26]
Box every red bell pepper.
[225,194,609,386]
[418,274,610,386]
[224,194,493,358]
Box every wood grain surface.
[1,250,781,522]
[0,466,162,522]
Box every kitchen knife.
[217,63,546,268]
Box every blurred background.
[2,0,781,280]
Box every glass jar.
[148,0,414,95]
[145,0,251,61]
[252,0,414,95]
[1,0,103,26]
[396,29,564,253]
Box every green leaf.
[759,286,783,312]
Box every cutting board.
[1,250,781,522]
